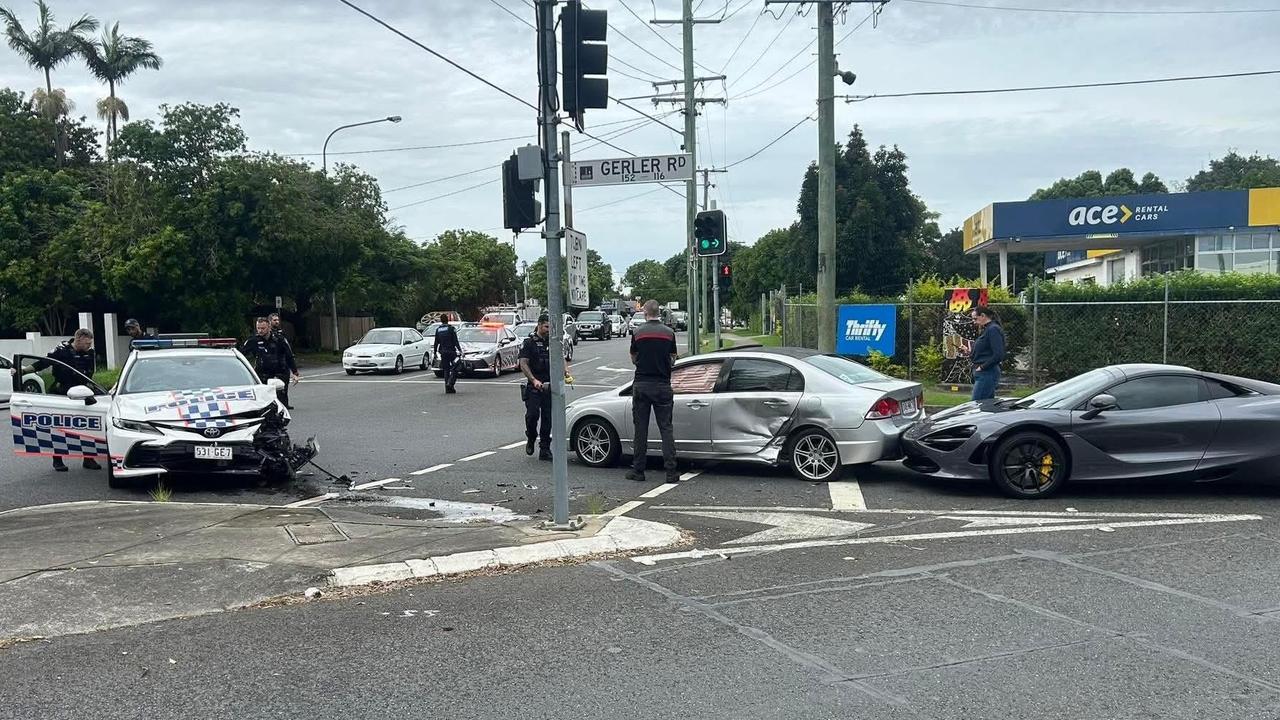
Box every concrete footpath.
[0,500,680,642]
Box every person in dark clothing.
[123,318,152,342]
[242,318,300,407]
[970,306,1006,401]
[31,328,101,472]
[518,315,556,461]
[434,316,462,393]
[628,300,679,483]
[264,313,299,407]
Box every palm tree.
[31,85,71,119]
[1,1,98,162]
[80,21,161,149]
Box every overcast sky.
[2,0,1277,281]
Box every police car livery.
[8,338,316,489]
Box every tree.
[1030,168,1167,200]
[526,249,614,310]
[1186,151,1280,192]
[429,229,518,316]
[0,1,97,162]
[622,259,676,302]
[79,21,162,152]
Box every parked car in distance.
[627,315,645,336]
[479,311,520,329]
[433,323,522,378]
[575,310,611,341]
[608,314,626,337]
[343,327,432,375]
[415,311,461,332]
[670,311,689,331]
[514,320,573,362]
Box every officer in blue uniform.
[518,315,554,460]
[434,315,462,394]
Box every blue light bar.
[131,338,238,350]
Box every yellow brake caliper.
[1038,453,1055,486]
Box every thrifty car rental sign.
[569,153,692,187]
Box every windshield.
[1017,367,1115,409]
[424,323,441,336]
[578,311,605,322]
[458,328,500,343]
[803,355,888,385]
[359,329,403,345]
[481,313,516,325]
[122,355,258,395]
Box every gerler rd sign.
[568,153,692,187]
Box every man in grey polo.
[627,300,679,483]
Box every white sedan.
[9,338,316,489]
[343,327,432,375]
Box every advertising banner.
[941,288,988,384]
[836,304,896,357]
[993,189,1248,242]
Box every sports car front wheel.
[989,431,1069,499]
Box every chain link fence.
[783,296,1280,385]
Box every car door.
[633,360,723,457]
[8,354,110,461]
[711,358,805,456]
[0,355,15,409]
[1071,374,1219,478]
[403,329,427,366]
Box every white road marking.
[284,493,338,508]
[574,356,601,365]
[671,509,876,545]
[633,510,1263,564]
[501,441,528,450]
[458,450,496,462]
[410,463,452,476]
[827,480,866,511]
[603,500,646,517]
[638,470,702,499]
[305,369,352,378]
[349,477,402,491]
[595,365,631,373]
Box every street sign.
[568,153,692,187]
[566,228,589,308]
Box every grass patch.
[93,368,121,389]
[583,493,608,515]
[699,337,736,352]
[294,350,342,367]
[924,384,1034,408]
[148,482,173,502]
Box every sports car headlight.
[113,417,162,435]
[921,424,975,451]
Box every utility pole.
[652,3,722,354]
[765,0,880,353]
[536,0,573,528]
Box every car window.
[406,330,423,343]
[578,311,605,322]
[671,362,722,395]
[0,355,9,370]
[122,356,258,395]
[725,359,802,393]
[802,354,886,385]
[1106,376,1205,411]
[1020,367,1116,409]
[1205,379,1250,400]
[457,328,499,343]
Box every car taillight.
[866,396,901,420]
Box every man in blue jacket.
[970,306,1005,401]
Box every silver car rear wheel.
[788,429,841,481]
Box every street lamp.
[322,115,402,175]
[322,115,403,352]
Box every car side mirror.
[67,385,96,405]
[1081,393,1117,420]
[267,378,286,391]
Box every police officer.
[518,315,554,460]
[242,317,300,407]
[123,318,152,342]
[434,315,462,394]
[31,328,100,472]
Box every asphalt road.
[5,332,1280,718]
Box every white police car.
[8,338,315,489]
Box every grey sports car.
[903,363,1280,498]
[566,347,923,481]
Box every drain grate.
[285,522,349,545]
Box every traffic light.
[502,154,539,231]
[694,209,727,256]
[561,0,609,126]
[718,260,732,289]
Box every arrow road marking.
[672,509,876,545]
[633,508,1263,564]
[827,480,865,511]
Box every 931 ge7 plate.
[194,446,233,461]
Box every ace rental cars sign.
[835,304,896,357]
[569,153,693,187]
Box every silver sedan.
[566,347,924,481]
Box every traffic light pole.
[536,0,572,528]
[682,0,698,356]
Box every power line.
[338,0,537,112]
[288,134,531,157]
[723,113,814,169]
[730,7,879,101]
[719,7,763,73]
[384,163,502,194]
[722,0,755,21]
[727,7,798,89]
[616,0,719,75]
[845,69,1280,101]
[388,178,500,211]
[486,0,535,28]
[899,0,1280,15]
[577,185,670,213]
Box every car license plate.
[901,397,917,415]
[194,446,233,461]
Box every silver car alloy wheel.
[793,433,838,480]
[576,422,611,465]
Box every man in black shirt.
[628,300,679,483]
[518,315,555,460]
[434,316,462,394]
[31,328,101,472]
[242,318,300,407]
